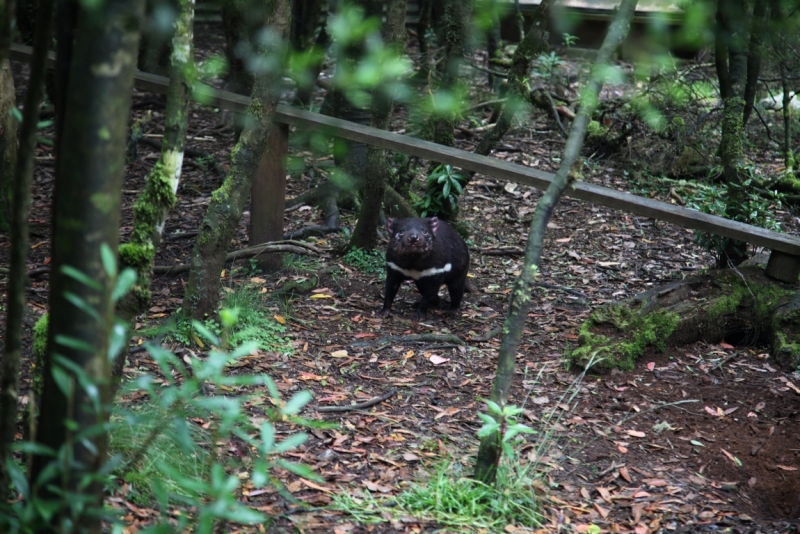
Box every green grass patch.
[331,459,542,531]
[109,404,212,506]
[342,247,385,275]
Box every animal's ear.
[387,217,396,234]
[429,216,439,236]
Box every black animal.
[379,217,470,320]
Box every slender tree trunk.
[473,0,639,485]
[416,0,432,81]
[183,0,291,320]
[0,0,51,496]
[53,0,77,145]
[0,0,14,232]
[348,0,407,251]
[743,0,768,127]
[30,1,145,530]
[716,0,750,266]
[468,2,549,179]
[115,0,195,383]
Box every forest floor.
[4,20,800,534]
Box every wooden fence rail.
[11,43,800,280]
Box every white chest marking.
[387,261,452,280]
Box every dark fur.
[380,217,470,320]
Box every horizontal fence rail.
[12,43,800,256]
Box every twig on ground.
[317,388,398,413]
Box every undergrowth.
[153,283,291,353]
[109,404,212,506]
[343,247,385,274]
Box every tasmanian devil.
[379,216,470,320]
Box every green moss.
[707,274,792,331]
[119,243,154,270]
[586,120,606,139]
[569,304,679,371]
[33,313,48,359]
[130,161,177,246]
[32,314,48,397]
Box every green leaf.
[283,390,313,415]
[55,334,96,353]
[61,265,102,290]
[484,400,502,414]
[275,458,323,481]
[62,292,102,322]
[100,243,117,278]
[273,433,308,454]
[112,268,137,303]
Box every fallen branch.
[154,241,320,275]
[284,226,342,240]
[317,388,398,413]
[474,246,525,256]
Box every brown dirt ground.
[3,20,800,534]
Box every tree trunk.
[0,0,13,233]
[466,1,549,186]
[473,0,639,486]
[183,0,291,320]
[115,0,195,384]
[570,260,800,371]
[29,0,145,530]
[742,0,768,127]
[422,0,471,152]
[416,0,432,81]
[0,0,55,498]
[348,0,407,251]
[716,0,750,266]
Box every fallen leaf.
[719,342,734,349]
[310,293,333,299]
[626,430,645,438]
[593,503,610,518]
[720,448,741,466]
[429,355,449,365]
[330,350,349,358]
[274,314,286,325]
[619,466,632,483]
[777,465,798,471]
[646,362,655,371]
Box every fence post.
[249,122,289,272]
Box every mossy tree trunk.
[115,0,195,381]
[348,0,407,251]
[473,0,639,486]
[183,0,290,321]
[714,0,753,266]
[29,0,145,529]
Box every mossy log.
[570,260,800,371]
